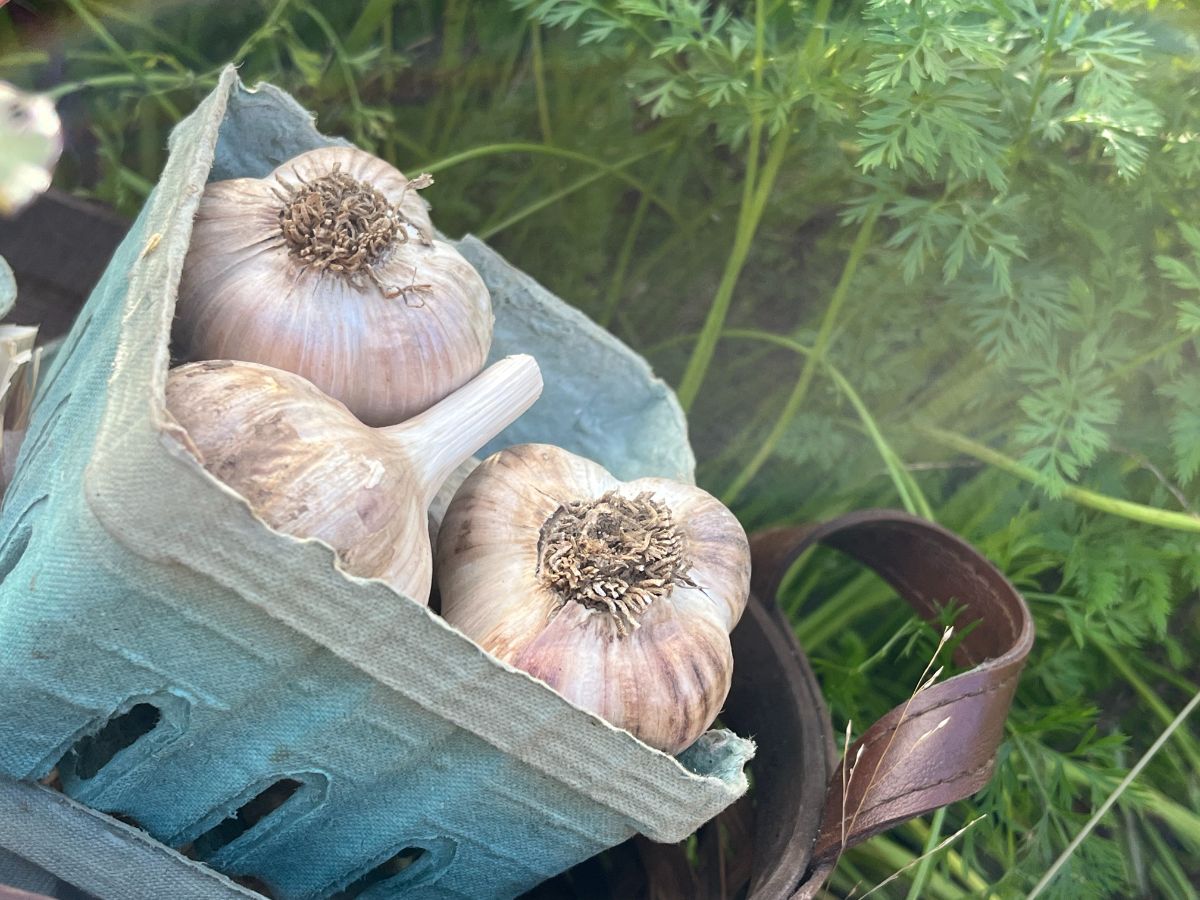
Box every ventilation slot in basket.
[60,702,161,781]
[0,495,44,588]
[332,846,429,899]
[0,522,33,585]
[191,778,303,859]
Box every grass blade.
[1029,687,1200,898]
[918,425,1200,533]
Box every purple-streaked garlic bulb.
[166,355,541,604]
[437,444,750,753]
[176,146,492,426]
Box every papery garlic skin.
[166,355,542,605]
[428,456,479,546]
[437,444,750,753]
[176,146,493,427]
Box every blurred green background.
[2,1,1200,896]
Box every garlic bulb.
[437,444,750,753]
[176,146,493,426]
[166,355,542,604]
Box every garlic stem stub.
[165,355,542,605]
[176,146,493,427]
[437,444,751,754]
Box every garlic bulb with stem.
[437,444,750,754]
[176,146,493,426]
[166,355,542,605]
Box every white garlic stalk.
[437,444,750,754]
[176,146,493,427]
[166,355,542,605]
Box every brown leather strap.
[747,509,1033,898]
[720,527,837,899]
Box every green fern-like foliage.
[513,2,1200,895]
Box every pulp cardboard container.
[0,69,751,900]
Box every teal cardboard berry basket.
[0,69,753,900]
